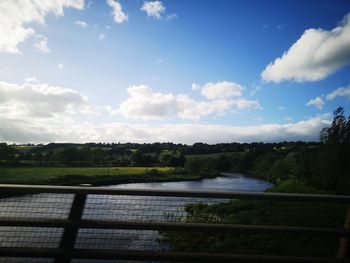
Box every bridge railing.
[0,184,349,263]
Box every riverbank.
[0,167,220,186]
[161,178,347,257]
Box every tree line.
[0,140,318,167]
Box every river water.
[109,172,273,191]
[0,173,273,262]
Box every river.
[109,172,273,191]
[0,173,273,262]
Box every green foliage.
[161,181,347,256]
[316,107,350,193]
[0,143,16,163]
[184,157,219,175]
[268,179,316,194]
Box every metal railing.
[0,184,349,262]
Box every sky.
[0,0,350,144]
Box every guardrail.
[0,184,349,263]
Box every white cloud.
[201,81,243,99]
[75,20,88,28]
[231,98,261,110]
[277,106,286,110]
[58,63,64,70]
[33,35,50,53]
[326,85,350,100]
[98,33,106,40]
[116,85,260,121]
[24,76,38,83]
[0,0,84,53]
[141,1,165,19]
[262,13,350,83]
[0,81,95,119]
[306,96,325,109]
[106,0,128,24]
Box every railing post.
[55,193,87,263]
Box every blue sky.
[0,0,349,144]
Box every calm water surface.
[110,173,273,191]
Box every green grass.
[0,167,174,185]
[0,166,218,186]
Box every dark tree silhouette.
[318,107,350,193]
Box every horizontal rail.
[0,248,349,263]
[1,184,350,203]
[0,218,349,237]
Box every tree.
[320,107,350,145]
[34,151,44,165]
[0,143,16,164]
[317,107,350,193]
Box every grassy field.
[0,167,174,185]
[0,166,218,186]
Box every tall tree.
[318,107,350,193]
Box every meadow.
[0,166,218,186]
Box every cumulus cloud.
[106,0,128,24]
[326,85,350,100]
[261,13,350,83]
[0,0,84,53]
[306,96,325,109]
[33,35,50,53]
[141,1,165,19]
[201,81,243,99]
[75,20,88,28]
[0,81,95,119]
[0,80,113,143]
[230,98,261,110]
[116,85,260,121]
